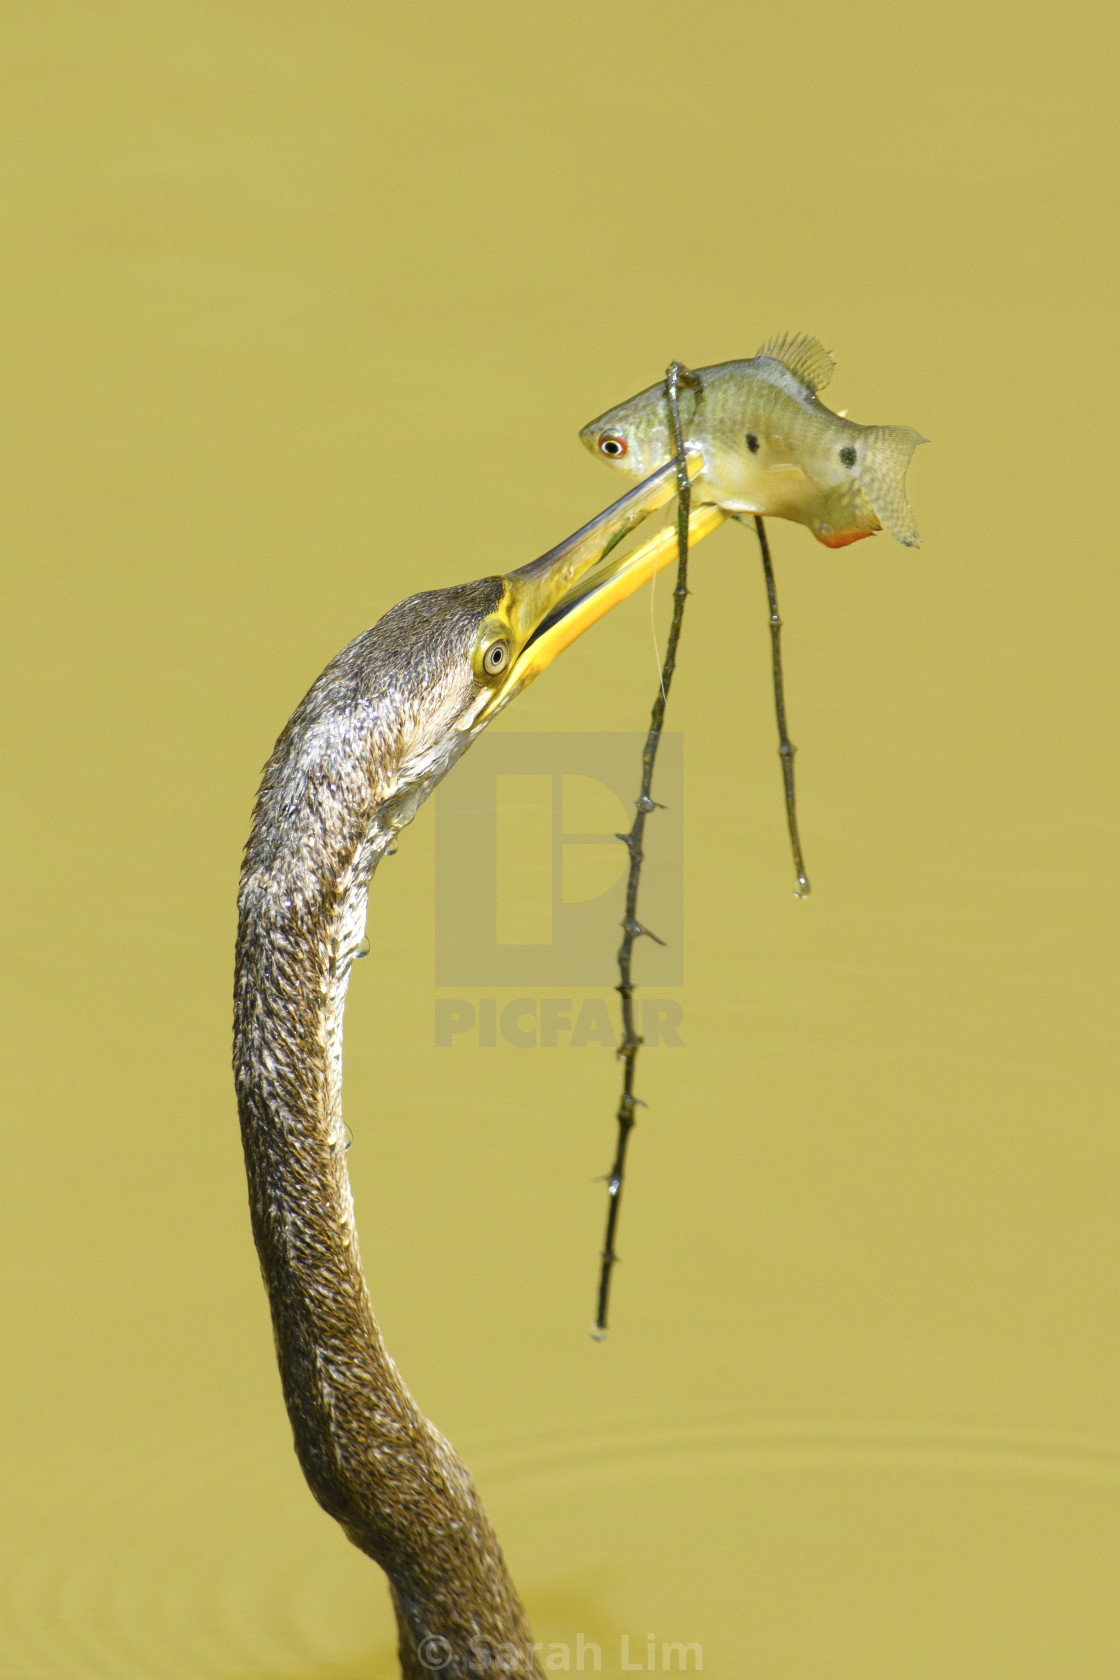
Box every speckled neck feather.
[233,580,541,1680]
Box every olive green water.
[2,4,1118,1675]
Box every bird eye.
[599,435,627,458]
[839,445,857,468]
[482,640,509,676]
[746,433,760,454]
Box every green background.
[2,3,1117,1674]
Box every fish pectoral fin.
[762,461,810,480]
[756,332,835,394]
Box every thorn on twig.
[593,1173,623,1193]
[621,917,666,945]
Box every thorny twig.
[592,361,694,1340]
[751,513,810,897]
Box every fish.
[579,334,927,548]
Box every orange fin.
[812,514,881,548]
[756,332,835,395]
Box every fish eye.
[839,445,857,469]
[482,640,509,677]
[746,433,760,454]
[599,434,627,458]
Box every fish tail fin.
[857,426,928,547]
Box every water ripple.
[472,1416,1120,1498]
[1,1418,1116,1677]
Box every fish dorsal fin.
[756,332,835,394]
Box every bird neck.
[233,709,539,1677]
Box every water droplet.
[355,937,370,959]
[343,1126,354,1151]
[589,1324,609,1343]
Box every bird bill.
[468,459,727,724]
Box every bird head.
[460,453,717,733]
[248,456,722,862]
